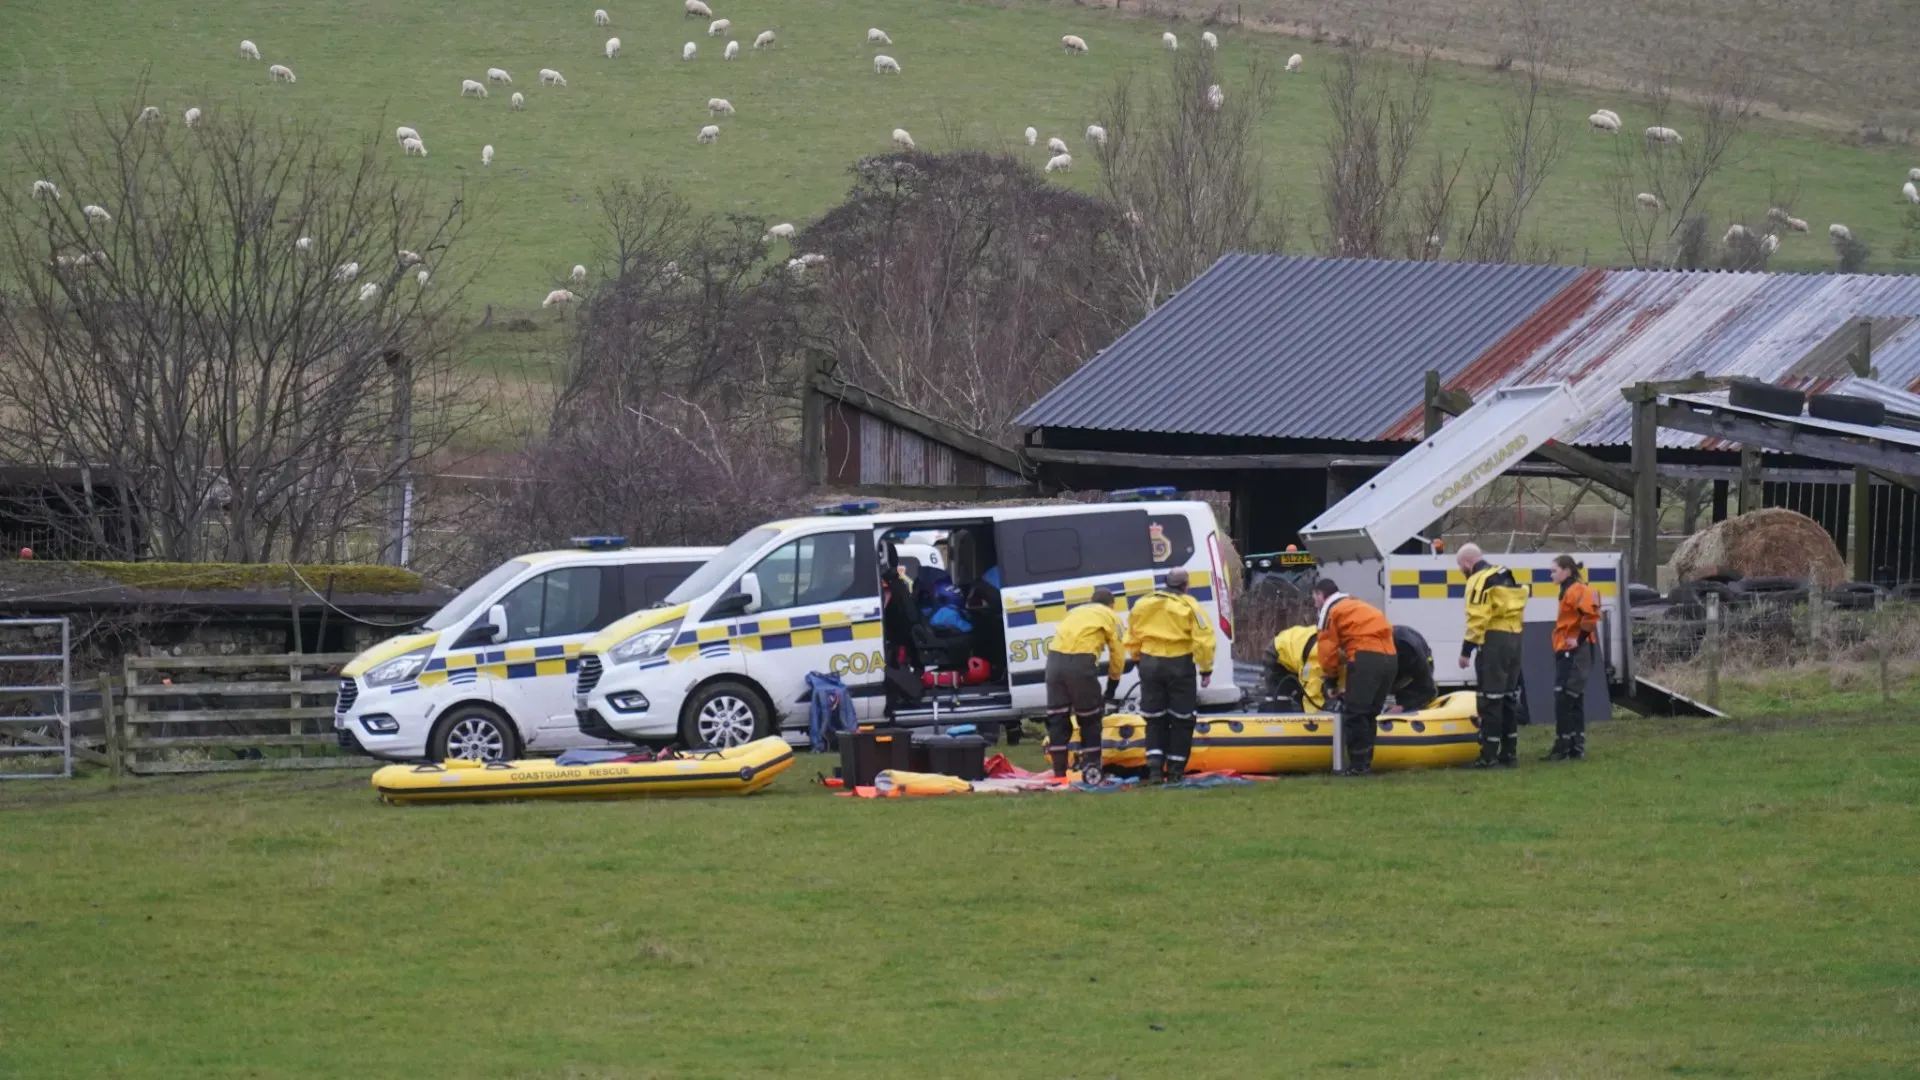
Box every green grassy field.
[5,0,1917,310]
[2,714,1916,1077]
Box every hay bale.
[1669,508,1847,588]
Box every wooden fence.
[105,652,374,776]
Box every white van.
[573,495,1238,748]
[334,540,718,762]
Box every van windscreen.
[660,527,781,606]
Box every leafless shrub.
[1318,38,1435,258]
[1835,233,1872,273]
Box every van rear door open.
[996,509,1156,702]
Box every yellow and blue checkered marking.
[1005,570,1215,628]
[416,642,583,687]
[1387,566,1618,600]
[665,610,884,661]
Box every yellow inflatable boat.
[371,736,794,804]
[1087,692,1481,774]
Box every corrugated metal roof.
[1015,255,1585,439]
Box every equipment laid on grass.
[370,736,792,803]
[1084,693,1482,775]
[838,726,913,787]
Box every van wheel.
[429,705,519,763]
[680,680,769,749]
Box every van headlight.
[364,648,431,687]
[609,619,682,665]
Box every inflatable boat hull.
[371,736,794,804]
[1090,692,1481,774]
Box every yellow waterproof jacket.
[1050,602,1125,680]
[1463,561,1528,654]
[1124,590,1217,674]
[1272,625,1327,711]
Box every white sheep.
[798,253,826,267]
[82,204,111,223]
[335,262,360,283]
[482,144,494,166]
[725,40,740,59]
[683,42,697,60]
[787,258,807,274]
[138,105,161,123]
[754,30,775,48]
[1722,224,1750,244]
[685,0,711,16]
[30,180,59,201]
[1047,136,1068,154]
[1202,31,1218,49]
[240,40,261,60]
[874,55,899,74]
[53,252,105,270]
[1286,53,1303,72]
[710,18,731,35]
[1062,35,1088,54]
[399,250,423,266]
[893,128,915,150]
[571,264,588,283]
[605,37,621,59]
[461,79,488,97]
[487,68,513,84]
[417,269,432,287]
[396,126,420,144]
[402,136,427,156]
[1162,32,1178,50]
[1829,223,1852,241]
[1206,84,1225,109]
[1045,153,1073,173]
[543,289,576,308]
[540,69,567,86]
[1085,124,1107,145]
[1904,181,1920,204]
[1025,126,1038,146]
[512,92,525,109]
[868,28,891,44]
[1645,126,1682,145]
[763,223,796,241]
[1766,207,1790,224]
[184,107,202,128]
[1636,192,1660,210]
[358,282,380,302]
[269,64,296,83]
[295,237,313,252]
[698,124,720,143]
[1910,167,1920,183]
[1761,234,1780,254]
[595,9,610,25]
[1787,217,1810,233]
[708,97,735,116]
[1588,112,1621,133]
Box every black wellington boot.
[1474,737,1501,768]
[1499,735,1519,768]
[1342,747,1373,776]
[1569,733,1586,761]
[1543,737,1570,762]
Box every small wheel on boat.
[428,704,519,763]
[680,679,770,749]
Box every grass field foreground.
[1,716,1916,1076]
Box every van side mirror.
[738,571,762,614]
[454,604,508,649]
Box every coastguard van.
[334,540,718,762]
[573,493,1239,748]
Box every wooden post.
[1703,592,1721,710]
[1630,385,1660,584]
[1711,479,1729,523]
[1807,562,1825,659]
[1738,448,1761,515]
[1423,370,1444,439]
[1851,467,1871,582]
[800,354,827,488]
[120,655,138,776]
[101,673,123,779]
[1879,608,1892,705]
[289,572,305,760]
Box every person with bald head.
[1123,567,1216,784]
[1455,542,1529,767]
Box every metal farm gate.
[0,617,73,780]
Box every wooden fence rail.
[112,652,374,776]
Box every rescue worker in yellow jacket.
[1261,624,1327,712]
[1043,587,1124,781]
[1123,567,1216,784]
[1312,579,1399,776]
[1455,542,1530,767]
[1547,554,1601,762]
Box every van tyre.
[429,705,519,763]
[1807,393,1885,427]
[1728,377,1804,416]
[681,679,770,749]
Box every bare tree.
[1454,0,1572,262]
[0,97,475,563]
[1318,39,1436,258]
[1093,47,1289,310]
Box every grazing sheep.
[1202,31,1218,49]
[874,55,899,74]
[82,204,111,223]
[1597,109,1620,124]
[335,262,360,283]
[31,180,59,201]
[787,258,807,274]
[798,253,826,267]
[1047,136,1068,154]
[543,289,576,308]
[1588,112,1620,133]
[725,40,740,59]
[1767,206,1791,225]
[1206,84,1224,109]
[1025,126,1038,146]
[488,68,513,84]
[417,269,432,287]
[402,136,427,156]
[1762,234,1780,254]
[1787,217,1810,233]
[396,126,420,144]
[53,252,105,270]
[764,223,796,241]
[1085,124,1107,145]
[710,18,730,35]
[893,128,915,150]
[1906,167,1920,182]
[754,30,775,48]
[571,264,588,283]
[708,98,735,116]
[605,37,620,58]
[399,250,423,266]
[482,144,494,166]
[269,64,296,83]
[295,237,313,252]
[685,0,711,16]
[868,28,891,44]
[1645,126,1682,145]
[1062,35,1089,54]
[1829,223,1852,241]
[240,40,262,60]
[540,69,567,86]
[595,9,610,25]
[358,282,380,302]
[1045,153,1073,173]
[1636,192,1661,210]
[1904,181,1920,204]
[697,124,720,143]
[1286,53,1303,72]
[683,42,697,59]
[138,105,161,123]
[461,79,488,97]
[184,107,202,128]
[512,92,525,109]
[1722,224,1750,244]
[1162,32,1178,50]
